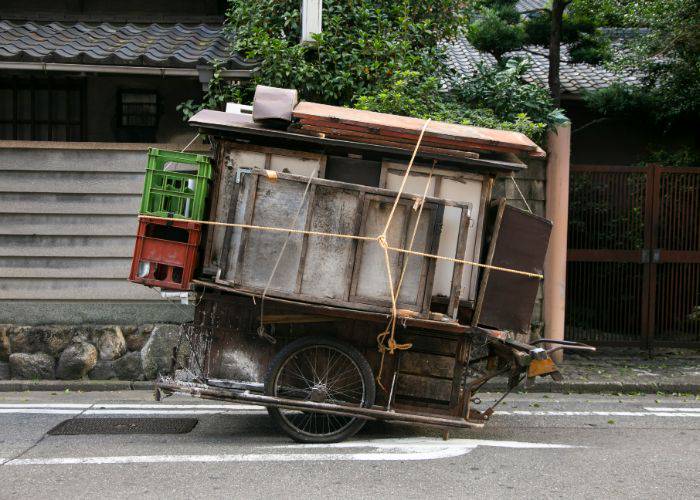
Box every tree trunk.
[549,0,567,105]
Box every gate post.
[544,123,571,362]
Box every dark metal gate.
[566,164,700,347]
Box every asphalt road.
[0,390,698,499]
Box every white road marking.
[644,407,700,412]
[0,403,262,410]
[0,409,267,415]
[495,410,700,417]
[0,403,266,415]
[3,438,576,465]
[273,437,578,450]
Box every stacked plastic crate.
[129,148,212,291]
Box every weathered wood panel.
[215,170,463,316]
[300,186,360,299]
[203,142,325,272]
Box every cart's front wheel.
[265,336,375,443]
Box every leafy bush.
[183,0,567,142]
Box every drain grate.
[48,417,198,435]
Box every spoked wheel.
[265,336,375,443]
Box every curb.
[0,380,155,392]
[0,379,695,394]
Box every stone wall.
[0,323,184,381]
[492,159,547,329]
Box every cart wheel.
[265,336,375,443]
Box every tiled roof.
[0,20,252,69]
[446,37,639,95]
[515,0,549,12]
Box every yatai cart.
[131,90,593,442]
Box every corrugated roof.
[0,20,252,69]
[446,38,639,95]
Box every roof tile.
[446,38,639,94]
[0,20,251,69]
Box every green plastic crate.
[139,148,212,221]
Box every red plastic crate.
[129,217,202,291]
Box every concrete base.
[0,301,194,325]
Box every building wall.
[85,75,202,144]
[0,143,196,324]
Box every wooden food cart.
[139,96,593,443]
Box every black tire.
[265,336,375,443]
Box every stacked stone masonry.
[0,323,183,381]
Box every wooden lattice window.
[0,77,85,141]
[118,90,159,128]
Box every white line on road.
[644,407,700,412]
[495,410,700,417]
[2,438,576,465]
[0,409,266,416]
[0,403,262,410]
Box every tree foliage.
[180,0,565,143]
[466,0,611,65]
[579,0,699,127]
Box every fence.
[566,164,700,347]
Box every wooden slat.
[292,124,481,159]
[0,193,140,214]
[0,148,151,172]
[0,278,161,300]
[0,171,144,194]
[0,214,138,236]
[0,257,131,278]
[0,235,134,257]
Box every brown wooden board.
[291,123,481,159]
[292,102,545,157]
[473,199,552,334]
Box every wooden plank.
[0,235,134,257]
[0,278,163,300]
[0,257,131,278]
[295,184,317,293]
[295,116,487,152]
[0,171,144,194]
[0,214,137,236]
[421,204,443,314]
[300,187,361,299]
[0,193,140,215]
[292,102,544,155]
[239,176,310,291]
[471,199,507,326]
[232,173,259,284]
[395,373,453,402]
[447,207,471,317]
[398,351,455,379]
[291,124,481,159]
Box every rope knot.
[376,234,389,249]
